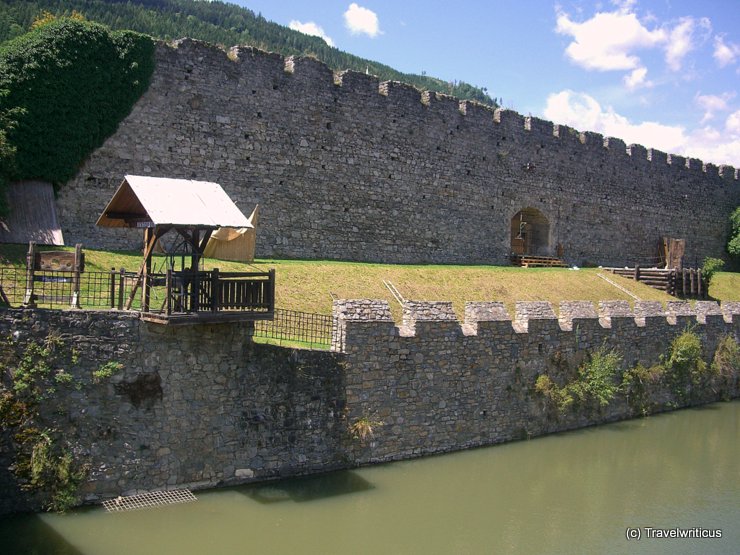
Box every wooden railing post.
[211,268,220,312]
[633,264,640,282]
[70,243,82,309]
[697,269,703,298]
[166,269,172,315]
[118,268,125,310]
[268,269,276,312]
[110,267,116,309]
[23,242,37,307]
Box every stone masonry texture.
[54,39,740,266]
[1,301,738,514]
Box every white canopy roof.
[96,175,252,229]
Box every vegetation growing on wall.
[729,207,740,262]
[535,346,622,416]
[349,416,384,444]
[0,330,121,512]
[538,329,739,418]
[711,335,740,399]
[0,15,154,213]
[621,363,666,416]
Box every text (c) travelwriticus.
[625,527,723,541]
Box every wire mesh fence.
[253,308,332,350]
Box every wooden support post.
[689,268,695,296]
[118,268,125,310]
[124,229,159,311]
[71,243,83,309]
[268,268,276,312]
[23,241,37,308]
[633,264,640,282]
[191,229,200,312]
[697,269,703,298]
[211,268,219,312]
[166,268,172,316]
[142,228,152,313]
[682,268,688,297]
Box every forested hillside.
[0,0,497,106]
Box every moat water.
[1,401,738,555]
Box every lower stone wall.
[336,299,740,464]
[0,309,347,515]
[1,300,738,514]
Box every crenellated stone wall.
[337,299,740,463]
[1,300,738,513]
[54,39,740,266]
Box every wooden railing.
[606,266,708,298]
[153,268,275,318]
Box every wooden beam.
[124,227,166,311]
[198,229,213,253]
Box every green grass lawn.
[4,244,736,320]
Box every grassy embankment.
[2,244,738,321]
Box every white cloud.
[665,17,709,71]
[556,6,713,83]
[727,109,740,134]
[695,92,735,123]
[543,90,740,166]
[555,8,666,71]
[713,36,740,67]
[288,20,335,47]
[343,3,381,38]
[624,67,651,90]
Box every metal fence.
[0,267,150,310]
[253,308,333,349]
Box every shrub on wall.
[535,346,622,416]
[0,330,122,512]
[711,335,740,399]
[728,207,740,262]
[701,257,724,287]
[0,16,154,208]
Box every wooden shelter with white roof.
[97,175,274,324]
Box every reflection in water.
[0,401,737,555]
[0,512,84,555]
[240,470,373,504]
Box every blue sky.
[233,0,740,168]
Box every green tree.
[0,16,154,188]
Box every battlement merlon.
[331,299,740,342]
[159,39,738,184]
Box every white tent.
[203,205,259,262]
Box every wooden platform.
[511,255,568,268]
[605,266,707,297]
[140,310,274,325]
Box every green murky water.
[1,401,738,555]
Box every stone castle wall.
[56,39,740,266]
[0,309,348,514]
[1,301,738,513]
[336,299,740,463]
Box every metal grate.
[102,489,197,512]
[254,308,332,349]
